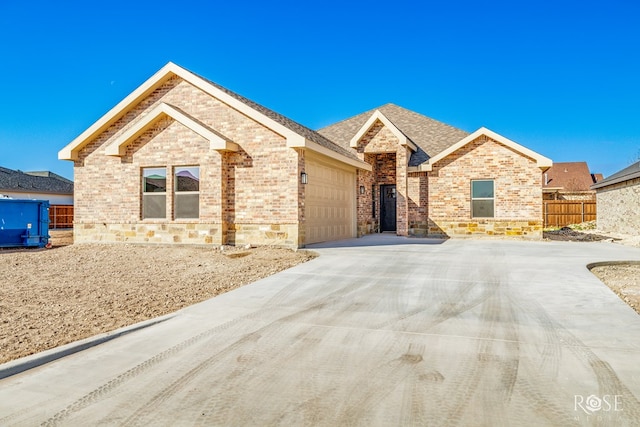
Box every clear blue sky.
[1,0,638,180]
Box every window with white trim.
[174,166,200,219]
[471,180,494,218]
[142,167,167,219]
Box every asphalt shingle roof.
[0,167,74,195]
[592,161,640,189]
[193,72,361,162]
[542,162,596,191]
[317,103,469,166]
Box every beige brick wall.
[362,120,399,153]
[408,172,428,236]
[596,177,640,235]
[74,77,301,247]
[355,120,411,235]
[427,135,543,238]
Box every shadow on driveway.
[306,233,448,249]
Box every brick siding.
[74,77,300,247]
[427,135,543,238]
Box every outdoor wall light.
[300,172,308,184]
[359,185,365,194]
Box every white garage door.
[304,152,356,245]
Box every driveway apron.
[1,237,640,426]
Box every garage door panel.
[305,154,356,245]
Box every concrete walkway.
[1,237,640,426]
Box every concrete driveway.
[1,236,640,426]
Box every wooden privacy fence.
[49,205,74,229]
[543,200,596,228]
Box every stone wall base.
[357,220,379,237]
[74,222,300,248]
[425,219,543,239]
[227,223,299,248]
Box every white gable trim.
[418,127,552,171]
[349,110,417,151]
[104,103,237,156]
[59,62,369,171]
[289,139,372,171]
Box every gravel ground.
[590,264,640,315]
[0,231,316,364]
[1,228,638,365]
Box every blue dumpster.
[0,199,50,248]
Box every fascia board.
[592,172,640,189]
[303,140,372,171]
[422,127,552,171]
[104,103,237,156]
[59,62,180,160]
[349,110,416,151]
[59,61,303,160]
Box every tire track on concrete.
[196,264,404,425]
[514,297,640,425]
[41,267,371,425]
[197,280,381,426]
[334,341,433,425]
[437,284,501,426]
[117,274,382,425]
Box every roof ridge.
[316,104,393,132]
[378,103,469,135]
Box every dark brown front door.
[380,184,396,232]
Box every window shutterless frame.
[142,167,167,219]
[174,166,200,219]
[471,180,494,218]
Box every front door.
[380,184,396,232]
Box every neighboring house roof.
[0,167,74,195]
[318,103,470,166]
[591,161,640,190]
[543,162,597,192]
[319,104,552,170]
[59,62,369,171]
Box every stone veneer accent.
[74,222,299,246]
[596,177,640,235]
[74,223,223,245]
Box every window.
[142,168,167,219]
[174,166,200,219]
[471,180,494,218]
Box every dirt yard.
[1,227,638,366]
[0,231,316,364]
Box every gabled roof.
[592,161,640,189]
[59,62,370,171]
[0,167,73,195]
[104,103,238,155]
[416,127,552,171]
[542,162,597,192]
[318,103,470,165]
[348,110,418,151]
